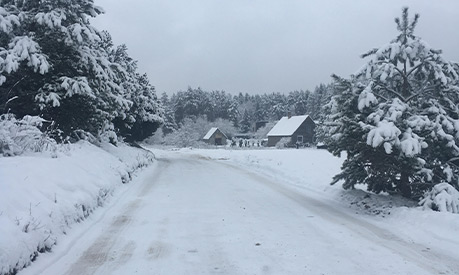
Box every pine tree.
[0,0,138,140]
[239,109,251,133]
[160,93,177,135]
[267,92,288,120]
[228,100,239,128]
[307,84,330,120]
[108,41,163,141]
[208,90,231,121]
[288,90,310,116]
[171,91,185,124]
[322,8,459,198]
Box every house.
[267,114,316,147]
[203,127,228,145]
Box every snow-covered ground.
[175,147,459,264]
[0,141,155,275]
[2,146,459,274]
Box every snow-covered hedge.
[420,183,459,214]
[0,141,155,275]
[0,114,57,157]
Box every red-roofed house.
[267,115,315,147]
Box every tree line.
[159,84,333,135]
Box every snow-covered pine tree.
[227,99,240,128]
[252,95,266,122]
[266,92,287,120]
[288,90,310,116]
[119,73,164,141]
[159,92,178,135]
[0,0,160,142]
[183,87,211,119]
[323,7,459,198]
[170,91,185,124]
[306,84,330,120]
[106,39,163,142]
[239,109,251,133]
[208,90,232,121]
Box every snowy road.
[22,153,458,275]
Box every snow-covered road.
[21,152,458,275]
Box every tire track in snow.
[65,202,136,275]
[64,159,171,275]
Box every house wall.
[205,130,227,145]
[291,118,316,144]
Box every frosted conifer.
[323,8,459,198]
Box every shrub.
[0,114,57,156]
[420,183,459,214]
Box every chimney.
[288,111,292,119]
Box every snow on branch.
[366,120,401,153]
[0,36,49,77]
[67,23,101,44]
[60,77,93,98]
[400,128,426,157]
[0,7,20,33]
[357,82,378,111]
[35,10,67,29]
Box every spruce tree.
[322,8,459,198]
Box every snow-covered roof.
[267,115,312,136]
[203,127,226,140]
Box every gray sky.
[92,0,459,95]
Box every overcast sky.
[92,0,459,95]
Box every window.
[297,135,303,143]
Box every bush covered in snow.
[0,114,57,156]
[420,183,459,214]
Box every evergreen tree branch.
[405,84,438,102]
[373,80,407,101]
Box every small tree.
[322,8,459,199]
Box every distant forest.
[160,84,333,135]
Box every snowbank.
[0,141,154,275]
